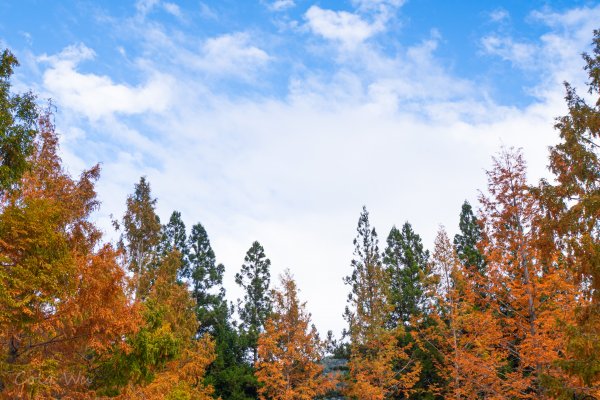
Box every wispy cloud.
[305,6,384,49]
[267,0,295,12]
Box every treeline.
[1,30,600,399]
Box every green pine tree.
[384,222,430,327]
[188,222,226,336]
[235,241,272,364]
[453,201,486,275]
[384,222,444,400]
[162,210,189,279]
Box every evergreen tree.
[187,223,258,399]
[235,241,272,364]
[0,49,38,193]
[119,176,162,298]
[343,207,420,398]
[162,210,189,279]
[188,222,226,336]
[384,222,444,399]
[453,201,486,275]
[384,222,430,327]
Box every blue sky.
[1,0,599,335]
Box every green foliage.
[384,222,430,327]
[235,241,272,364]
[188,222,226,336]
[207,316,258,400]
[453,201,486,275]
[0,49,38,192]
[94,301,182,396]
[162,210,189,279]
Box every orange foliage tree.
[0,113,140,398]
[255,270,334,400]
[426,227,506,399]
[343,207,420,399]
[479,149,576,398]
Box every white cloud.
[268,0,295,11]
[38,43,174,120]
[135,0,160,16]
[305,6,384,48]
[162,2,183,19]
[193,33,270,77]
[489,8,509,22]
[481,35,536,68]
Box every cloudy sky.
[1,0,599,336]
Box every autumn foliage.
[255,271,334,400]
[0,113,140,398]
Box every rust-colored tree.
[425,227,506,399]
[343,207,420,399]
[479,149,576,398]
[0,112,140,398]
[536,29,600,398]
[255,270,334,400]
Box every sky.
[1,0,600,336]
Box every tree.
[426,227,506,399]
[453,201,486,275]
[118,176,162,298]
[384,222,430,328]
[236,241,272,365]
[113,250,217,400]
[537,29,600,397]
[161,210,189,279]
[0,112,139,398]
[0,49,38,193]
[188,222,226,336]
[187,223,258,399]
[480,148,575,398]
[344,207,420,399]
[256,271,335,400]
[384,222,439,399]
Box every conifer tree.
[344,207,420,399]
[119,176,162,298]
[384,222,430,327]
[453,201,486,275]
[236,241,272,364]
[384,222,441,399]
[256,271,335,399]
[188,222,226,336]
[480,149,575,398]
[0,49,38,193]
[537,29,600,396]
[426,227,506,399]
[162,210,189,278]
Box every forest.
[1,22,600,400]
